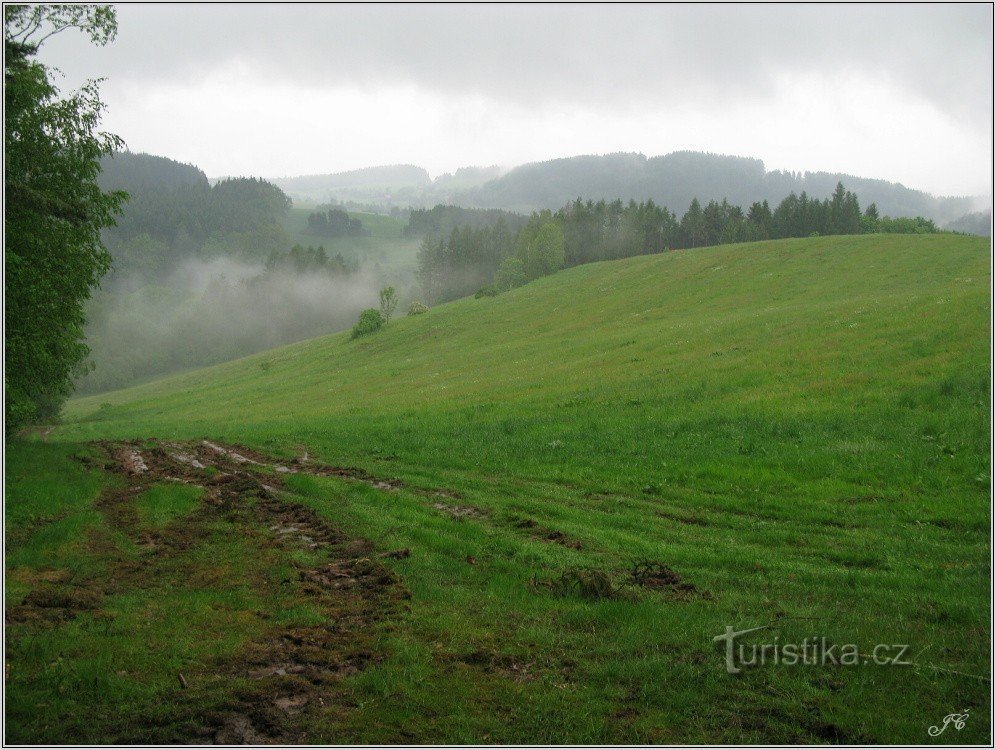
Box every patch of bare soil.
[9,584,103,623]
[629,561,708,600]
[511,517,583,549]
[630,561,692,590]
[535,528,583,550]
[529,561,709,603]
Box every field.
[281,207,421,272]
[5,233,991,743]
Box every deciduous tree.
[5,5,125,427]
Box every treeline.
[306,207,367,237]
[417,182,940,304]
[416,219,518,303]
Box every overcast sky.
[37,3,993,196]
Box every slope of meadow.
[7,233,991,743]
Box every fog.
[78,257,392,394]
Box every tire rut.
[16,438,413,744]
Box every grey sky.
[37,3,994,196]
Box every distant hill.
[264,164,508,208]
[264,151,982,224]
[449,151,980,224]
[430,166,503,191]
[98,151,209,193]
[267,165,431,205]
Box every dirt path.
[11,438,413,744]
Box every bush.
[407,300,429,316]
[475,284,498,298]
[495,256,526,292]
[350,308,384,339]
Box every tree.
[495,256,526,291]
[680,198,705,247]
[5,5,125,428]
[524,221,565,280]
[379,286,398,323]
[861,203,880,234]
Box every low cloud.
[79,257,387,394]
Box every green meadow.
[6,233,991,743]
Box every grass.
[135,483,202,527]
[6,233,991,743]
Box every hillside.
[98,151,209,193]
[66,233,988,444]
[451,151,981,224]
[10,234,990,743]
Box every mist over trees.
[268,164,432,206]
[943,210,992,237]
[76,151,390,394]
[416,219,517,303]
[268,164,505,208]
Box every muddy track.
[11,439,412,744]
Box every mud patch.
[201,440,267,466]
[118,447,148,475]
[511,517,583,549]
[211,714,275,744]
[534,528,583,550]
[535,567,618,601]
[8,582,103,623]
[629,561,704,599]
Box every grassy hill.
[8,233,991,743]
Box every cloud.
[36,4,993,196]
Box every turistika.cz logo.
[713,624,911,674]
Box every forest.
[414,182,941,304]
